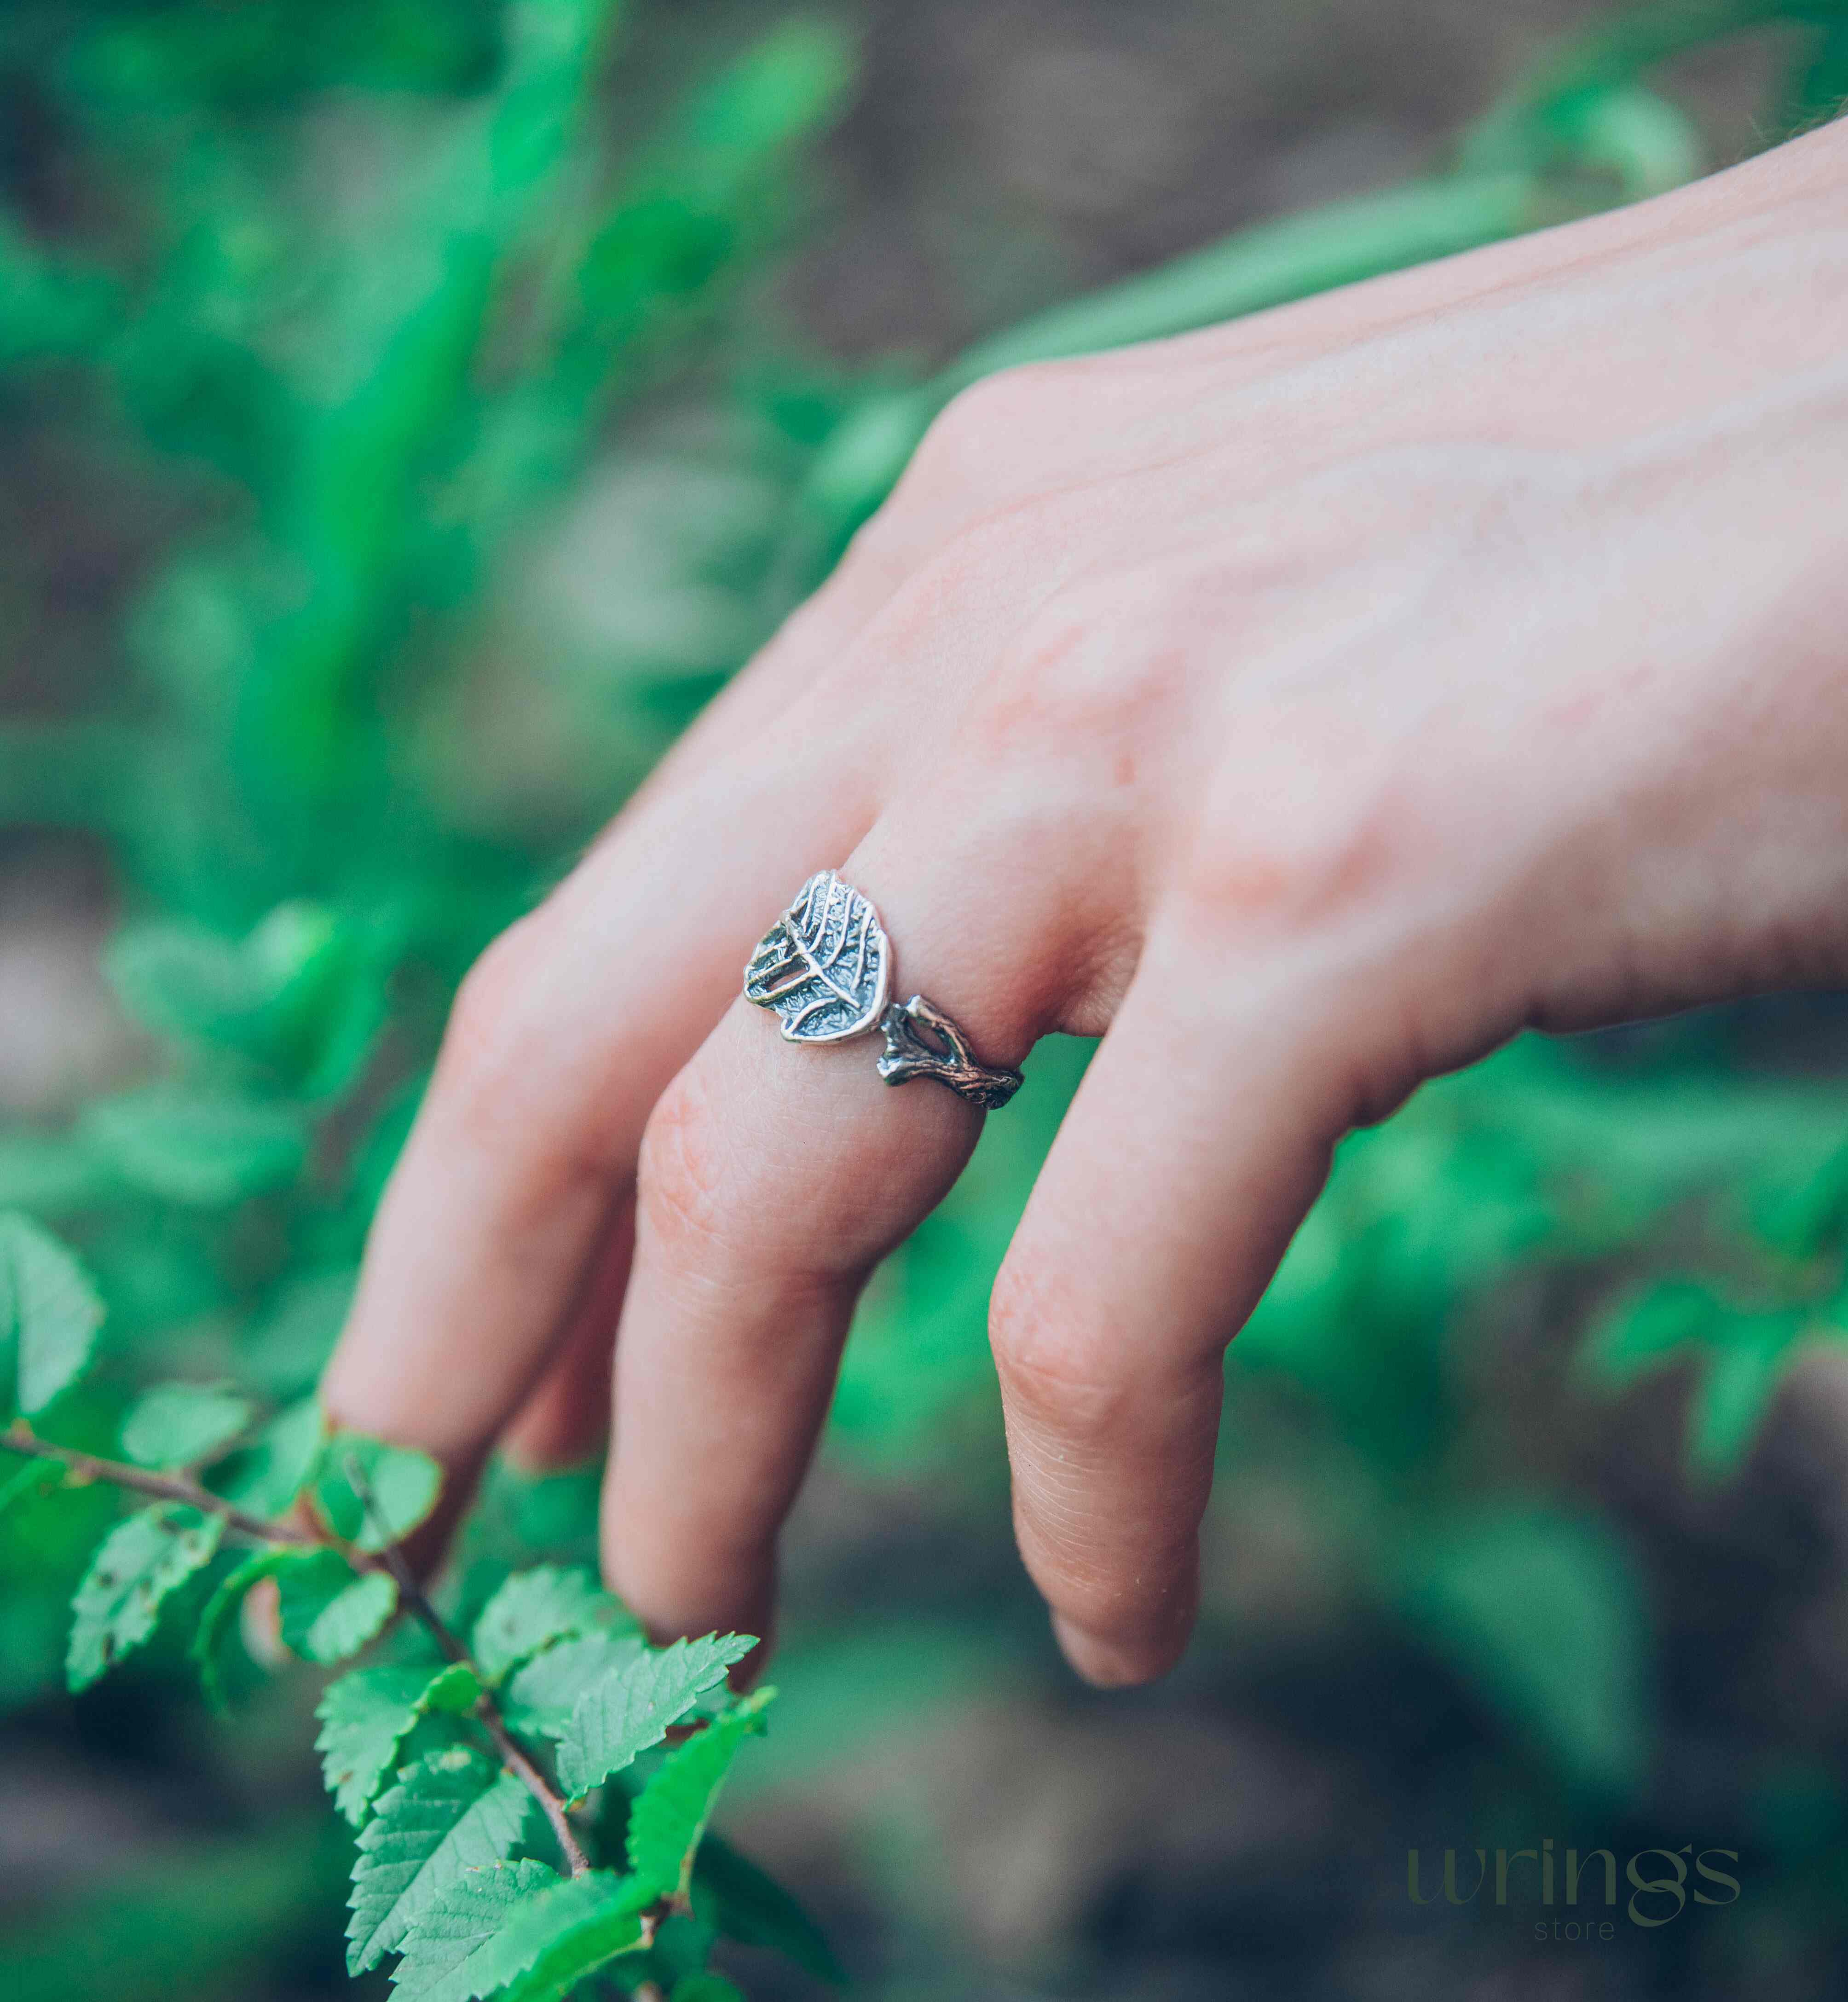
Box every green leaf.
[276,1550,398,1663]
[1,1211,105,1417]
[392,1863,652,2002]
[627,1690,775,1903]
[121,1383,254,1469]
[348,1746,542,1973]
[0,1130,119,1216]
[1580,1280,1723,1386]
[67,1505,225,1693]
[1582,1282,1810,1477]
[1394,1508,1651,1798]
[208,1398,325,1517]
[0,1453,64,1521]
[671,1977,745,2002]
[557,1634,757,1801]
[243,1269,356,1400]
[316,1433,443,1551]
[318,1662,483,1828]
[108,905,390,1100]
[1688,1321,1806,1475]
[502,1631,644,1740]
[471,1564,632,1683]
[696,1833,846,1985]
[388,1858,559,2002]
[79,1086,306,1208]
[191,1546,302,1709]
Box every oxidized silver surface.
[744,871,1022,1109]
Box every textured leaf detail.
[1,1211,105,1416]
[78,1085,307,1208]
[388,1858,559,2002]
[626,1689,775,1903]
[502,1631,644,1741]
[556,1633,757,1801]
[348,1747,541,1973]
[67,1505,225,1692]
[191,1546,301,1708]
[318,1662,480,1828]
[121,1382,254,1469]
[315,1432,444,1551]
[207,1397,325,1517]
[393,1864,652,2002]
[471,1565,632,1684]
[276,1549,399,1662]
[743,871,890,1043]
[697,1833,846,1985]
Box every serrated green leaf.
[697,1833,845,1985]
[316,1433,443,1551]
[1,1211,105,1417]
[626,1690,774,1903]
[318,1662,478,1827]
[208,1397,325,1517]
[503,1631,644,1740]
[389,1857,559,2002]
[67,1505,225,1692]
[348,1747,542,1973]
[471,1564,632,1684]
[557,1634,757,1801]
[392,1863,652,2002]
[191,1545,302,1709]
[79,1086,306,1208]
[121,1382,254,1469]
[277,1550,398,1663]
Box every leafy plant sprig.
[0,1210,826,2002]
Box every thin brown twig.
[3,1422,316,1548]
[342,1452,593,1879]
[5,1421,592,1880]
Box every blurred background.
[5,1,1848,1997]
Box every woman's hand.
[323,120,1848,1686]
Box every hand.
[323,120,1848,1686]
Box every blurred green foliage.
[2,0,1848,1994]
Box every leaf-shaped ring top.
[743,871,892,1044]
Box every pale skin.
[323,118,1848,1687]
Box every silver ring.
[743,871,1023,1111]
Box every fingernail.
[1051,1612,1157,1689]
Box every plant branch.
[2,1422,316,1548]
[344,1454,593,1878]
[5,1421,592,1879]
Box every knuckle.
[439,913,552,1110]
[635,1069,734,1264]
[988,1265,1129,1453]
[903,363,1075,509]
[1178,723,1412,942]
[969,573,1184,769]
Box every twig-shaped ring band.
[742,871,1022,1110]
